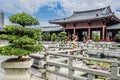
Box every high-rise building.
[0,11,4,28]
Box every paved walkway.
[0,56,44,80]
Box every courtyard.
[0,41,120,80]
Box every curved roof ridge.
[74,6,110,13]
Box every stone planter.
[1,58,34,80]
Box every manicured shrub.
[42,32,51,41]
[92,32,100,42]
[115,31,120,42]
[57,32,67,42]
[51,33,57,41]
[0,13,42,61]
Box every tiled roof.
[107,23,120,30]
[49,6,118,24]
[37,26,63,32]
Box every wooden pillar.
[106,30,110,42]
[88,27,90,39]
[73,23,76,36]
[73,27,76,35]
[102,25,105,40]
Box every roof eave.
[49,15,114,24]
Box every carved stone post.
[87,74,95,80]
[68,56,74,78]
[111,62,119,79]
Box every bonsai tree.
[92,32,100,42]
[57,32,67,42]
[10,13,39,27]
[51,33,57,41]
[0,13,42,61]
[42,32,51,41]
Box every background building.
[49,6,120,41]
[0,11,4,31]
[38,26,63,34]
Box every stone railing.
[45,51,120,80]
[42,41,119,50]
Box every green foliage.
[42,32,51,41]
[9,13,39,27]
[57,32,67,42]
[2,25,42,41]
[88,61,111,67]
[0,45,30,56]
[92,32,100,42]
[0,13,42,60]
[12,36,36,45]
[115,31,120,42]
[51,33,57,41]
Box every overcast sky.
[0,0,120,27]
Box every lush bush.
[51,33,57,41]
[115,31,120,42]
[92,32,100,42]
[0,13,42,61]
[9,13,39,27]
[88,61,111,67]
[57,32,67,42]
[42,32,51,41]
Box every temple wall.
[65,20,104,29]
[91,20,103,28]
[76,22,89,28]
[65,23,74,29]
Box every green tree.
[0,13,42,61]
[57,32,67,42]
[42,32,51,41]
[9,13,39,27]
[115,31,120,42]
[51,33,57,41]
[92,32,100,42]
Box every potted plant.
[0,13,42,80]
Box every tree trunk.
[18,56,22,61]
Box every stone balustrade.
[44,51,120,80]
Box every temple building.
[49,6,120,41]
[37,26,63,34]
